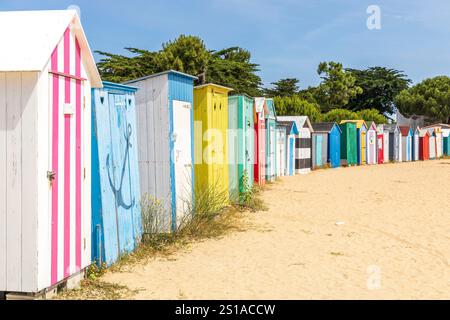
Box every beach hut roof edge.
[124,69,198,84]
[312,122,342,134]
[194,83,233,91]
[0,10,102,87]
[102,81,138,92]
[399,126,413,136]
[340,120,367,129]
[384,123,400,133]
[278,116,313,132]
[254,97,270,115]
[419,129,430,137]
[229,93,254,99]
[277,121,299,135]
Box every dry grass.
[58,182,266,300]
[56,279,138,300]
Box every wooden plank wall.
[0,72,38,292]
[133,75,171,232]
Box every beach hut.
[423,124,450,157]
[377,124,389,164]
[311,125,328,170]
[194,83,232,204]
[443,130,450,156]
[228,95,255,198]
[366,122,378,165]
[91,82,142,266]
[277,121,299,176]
[276,125,286,177]
[277,116,313,174]
[341,120,367,165]
[311,122,342,169]
[265,99,277,181]
[413,127,420,161]
[384,124,401,162]
[427,129,437,159]
[399,126,413,162]
[419,129,430,161]
[339,122,358,166]
[253,98,267,186]
[124,70,198,232]
[0,10,102,295]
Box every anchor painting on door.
[92,82,142,266]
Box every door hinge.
[83,96,86,109]
[83,167,86,179]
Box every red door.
[377,134,384,164]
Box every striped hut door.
[49,28,84,285]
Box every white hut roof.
[277,116,313,132]
[0,10,102,87]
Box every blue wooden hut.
[277,121,299,176]
[312,122,342,168]
[399,126,413,162]
[124,70,198,233]
[92,82,142,266]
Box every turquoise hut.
[228,94,255,199]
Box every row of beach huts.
[0,10,449,298]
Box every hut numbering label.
[175,304,276,318]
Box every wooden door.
[173,100,193,228]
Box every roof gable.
[265,99,277,119]
[124,69,198,84]
[384,123,399,133]
[341,120,367,130]
[277,121,299,135]
[277,116,313,132]
[312,122,341,134]
[399,126,413,136]
[254,97,269,115]
[0,10,101,87]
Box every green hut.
[339,122,357,166]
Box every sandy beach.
[103,159,450,299]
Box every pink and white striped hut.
[0,10,102,296]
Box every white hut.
[366,122,378,165]
[277,116,314,174]
[0,10,102,295]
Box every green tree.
[273,95,322,122]
[321,109,358,123]
[265,78,300,97]
[208,47,262,96]
[347,67,411,114]
[356,109,387,124]
[315,62,363,112]
[96,48,158,83]
[395,76,450,123]
[96,35,262,96]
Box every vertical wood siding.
[91,83,142,266]
[0,71,38,292]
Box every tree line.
[97,35,450,124]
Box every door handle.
[47,171,56,182]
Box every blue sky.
[2,0,450,88]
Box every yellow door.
[194,84,231,203]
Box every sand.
[103,159,450,299]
